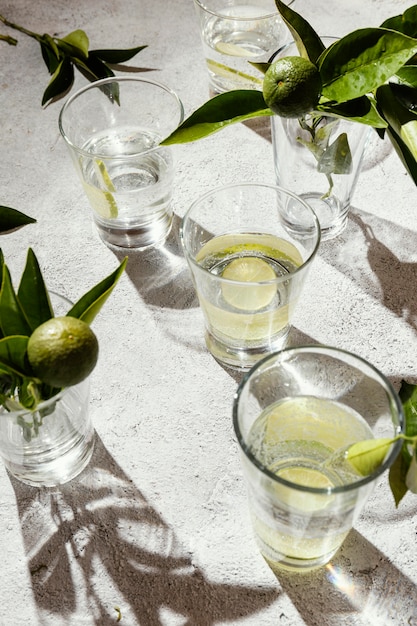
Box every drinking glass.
[233,345,404,571]
[181,183,320,370]
[194,0,293,93]
[59,77,184,250]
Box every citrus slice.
[215,41,258,58]
[84,159,119,219]
[221,256,276,310]
[274,466,335,512]
[206,59,263,86]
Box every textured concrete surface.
[1,0,417,624]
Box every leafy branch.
[0,13,148,105]
[162,1,417,188]
[0,248,127,412]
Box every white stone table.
[1,0,417,624]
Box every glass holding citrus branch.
[163,2,417,238]
[233,346,404,572]
[181,183,320,370]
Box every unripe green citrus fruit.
[263,56,322,118]
[27,316,99,388]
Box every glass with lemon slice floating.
[193,0,292,93]
[59,77,184,249]
[181,183,320,369]
[233,346,404,572]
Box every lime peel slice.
[206,58,263,85]
[91,159,118,218]
[215,41,259,58]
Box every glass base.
[205,327,290,371]
[5,430,95,488]
[300,193,348,241]
[94,210,172,250]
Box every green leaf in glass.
[17,248,54,331]
[0,265,31,337]
[0,335,30,378]
[346,437,397,475]
[274,0,325,63]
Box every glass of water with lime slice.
[193,0,293,93]
[59,77,184,250]
[233,345,404,572]
[181,183,320,370]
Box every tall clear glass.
[271,38,371,241]
[59,77,184,250]
[181,183,320,370]
[233,346,404,572]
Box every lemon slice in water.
[221,256,276,310]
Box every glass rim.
[180,182,321,286]
[194,0,295,20]
[58,76,185,160]
[232,344,405,495]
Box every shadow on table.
[273,530,417,626]
[11,436,279,626]
[320,207,417,334]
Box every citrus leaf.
[389,447,410,506]
[0,206,36,232]
[162,90,272,145]
[40,34,60,73]
[274,0,325,64]
[0,265,31,336]
[405,450,417,493]
[317,95,387,128]
[42,56,74,105]
[399,380,417,439]
[58,29,89,59]
[90,45,147,64]
[17,248,54,331]
[381,5,417,38]
[67,257,127,324]
[74,55,115,82]
[396,65,417,88]
[0,335,30,377]
[346,437,398,475]
[319,28,417,102]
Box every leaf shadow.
[320,208,417,333]
[11,435,280,625]
[272,529,417,626]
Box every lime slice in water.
[206,58,263,86]
[221,256,276,310]
[215,41,258,57]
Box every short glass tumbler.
[233,345,404,572]
[181,183,320,370]
[271,39,371,241]
[59,77,184,250]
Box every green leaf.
[317,132,352,175]
[74,54,115,82]
[319,28,417,102]
[405,450,417,493]
[90,45,147,64]
[399,379,417,439]
[396,65,417,88]
[0,265,31,337]
[162,90,272,145]
[42,56,74,105]
[317,95,387,128]
[58,29,89,59]
[67,257,127,324]
[346,437,398,475]
[383,123,417,186]
[0,206,36,232]
[381,5,417,38]
[17,248,54,331]
[0,335,30,378]
[389,448,410,506]
[274,0,325,63]
[39,33,60,73]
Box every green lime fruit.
[263,56,322,118]
[27,316,99,388]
